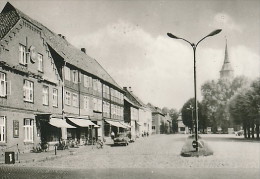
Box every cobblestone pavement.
[1,134,260,179]
[12,134,260,169]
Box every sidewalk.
[0,145,95,165]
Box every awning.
[49,118,76,128]
[68,118,99,127]
[106,120,127,128]
[119,122,131,128]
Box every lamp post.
[167,29,221,152]
[187,104,194,134]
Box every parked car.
[113,134,130,146]
[235,130,244,136]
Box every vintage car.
[235,130,244,136]
[113,134,130,146]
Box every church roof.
[0,2,122,91]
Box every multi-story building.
[124,87,152,136]
[147,104,169,134]
[0,2,125,152]
[123,87,141,140]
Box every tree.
[169,108,179,133]
[181,98,207,133]
[162,107,179,133]
[201,76,249,133]
[229,77,260,139]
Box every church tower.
[220,39,234,80]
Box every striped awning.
[68,117,99,127]
[49,118,76,128]
[119,122,131,128]
[106,120,127,128]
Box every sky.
[1,0,259,110]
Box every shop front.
[66,117,99,145]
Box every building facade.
[0,2,125,152]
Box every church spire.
[224,38,230,63]
[220,38,234,80]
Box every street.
[1,134,260,179]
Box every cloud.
[71,20,259,110]
[210,13,244,33]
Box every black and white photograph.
[0,0,259,178]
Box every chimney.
[129,87,132,92]
[123,87,127,91]
[58,34,66,40]
[81,48,86,54]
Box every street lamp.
[187,104,194,134]
[167,29,221,152]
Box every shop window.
[24,118,34,143]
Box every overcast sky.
[1,0,260,110]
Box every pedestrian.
[111,131,115,140]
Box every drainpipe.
[78,70,81,116]
[101,83,104,140]
[61,61,67,140]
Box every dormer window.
[72,70,78,84]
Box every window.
[64,66,70,81]
[23,80,33,102]
[93,98,97,111]
[38,53,43,72]
[52,88,58,107]
[84,75,92,88]
[0,72,6,97]
[0,116,6,142]
[42,85,49,105]
[24,119,34,142]
[72,93,78,107]
[83,96,89,109]
[98,99,102,112]
[65,91,71,105]
[19,44,27,65]
[72,70,78,84]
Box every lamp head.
[207,29,222,37]
[167,33,180,39]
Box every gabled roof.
[0,2,122,91]
[0,3,19,39]
[123,88,142,108]
[146,103,164,116]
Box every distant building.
[177,114,189,134]
[220,39,234,80]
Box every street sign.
[5,152,15,164]
[192,140,198,148]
